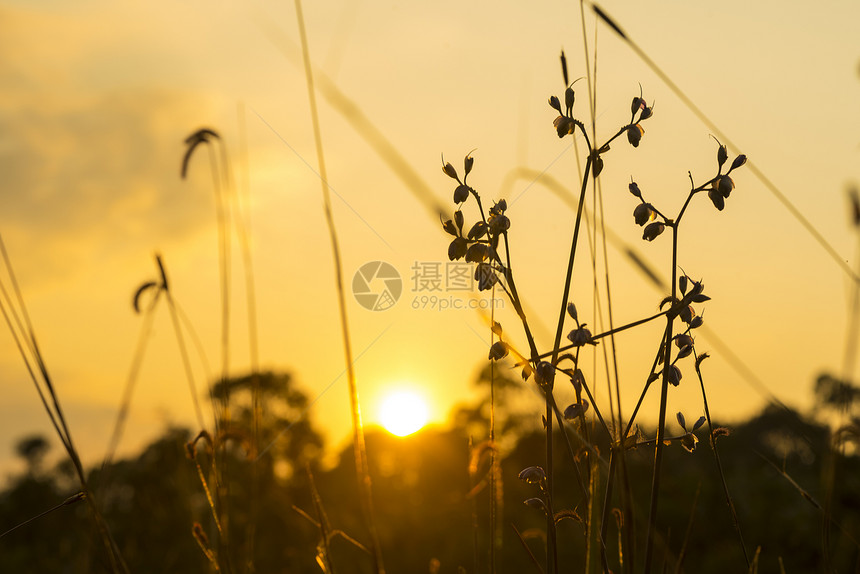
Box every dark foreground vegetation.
[2,371,858,573]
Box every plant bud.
[442,160,458,180]
[642,221,665,241]
[717,144,728,168]
[488,341,509,361]
[549,95,562,113]
[454,210,464,232]
[730,154,747,171]
[676,411,687,430]
[495,199,508,212]
[464,154,474,177]
[631,96,643,115]
[640,105,653,120]
[567,302,578,322]
[627,124,644,147]
[565,86,575,111]
[570,368,585,393]
[679,275,688,294]
[689,315,704,329]
[628,181,642,198]
[442,219,458,237]
[668,365,682,387]
[674,334,694,349]
[453,184,470,204]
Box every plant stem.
[294,2,384,572]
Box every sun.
[378,389,429,437]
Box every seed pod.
[465,243,489,263]
[535,361,556,389]
[633,203,655,226]
[564,399,590,420]
[488,341,509,361]
[681,432,698,453]
[518,466,547,484]
[488,214,511,235]
[453,184,470,204]
[642,221,665,241]
[668,365,682,387]
[474,263,498,290]
[708,188,725,211]
[442,219,458,237]
[679,305,695,324]
[674,334,694,349]
[554,116,573,138]
[592,155,604,177]
[718,175,734,198]
[567,326,593,347]
[627,124,644,147]
[524,498,547,512]
[448,237,468,261]
[464,221,485,241]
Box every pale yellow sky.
[0,0,858,477]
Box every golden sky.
[1,0,858,476]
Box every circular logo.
[352,261,402,311]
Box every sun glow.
[378,389,429,437]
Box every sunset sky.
[1,0,858,477]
